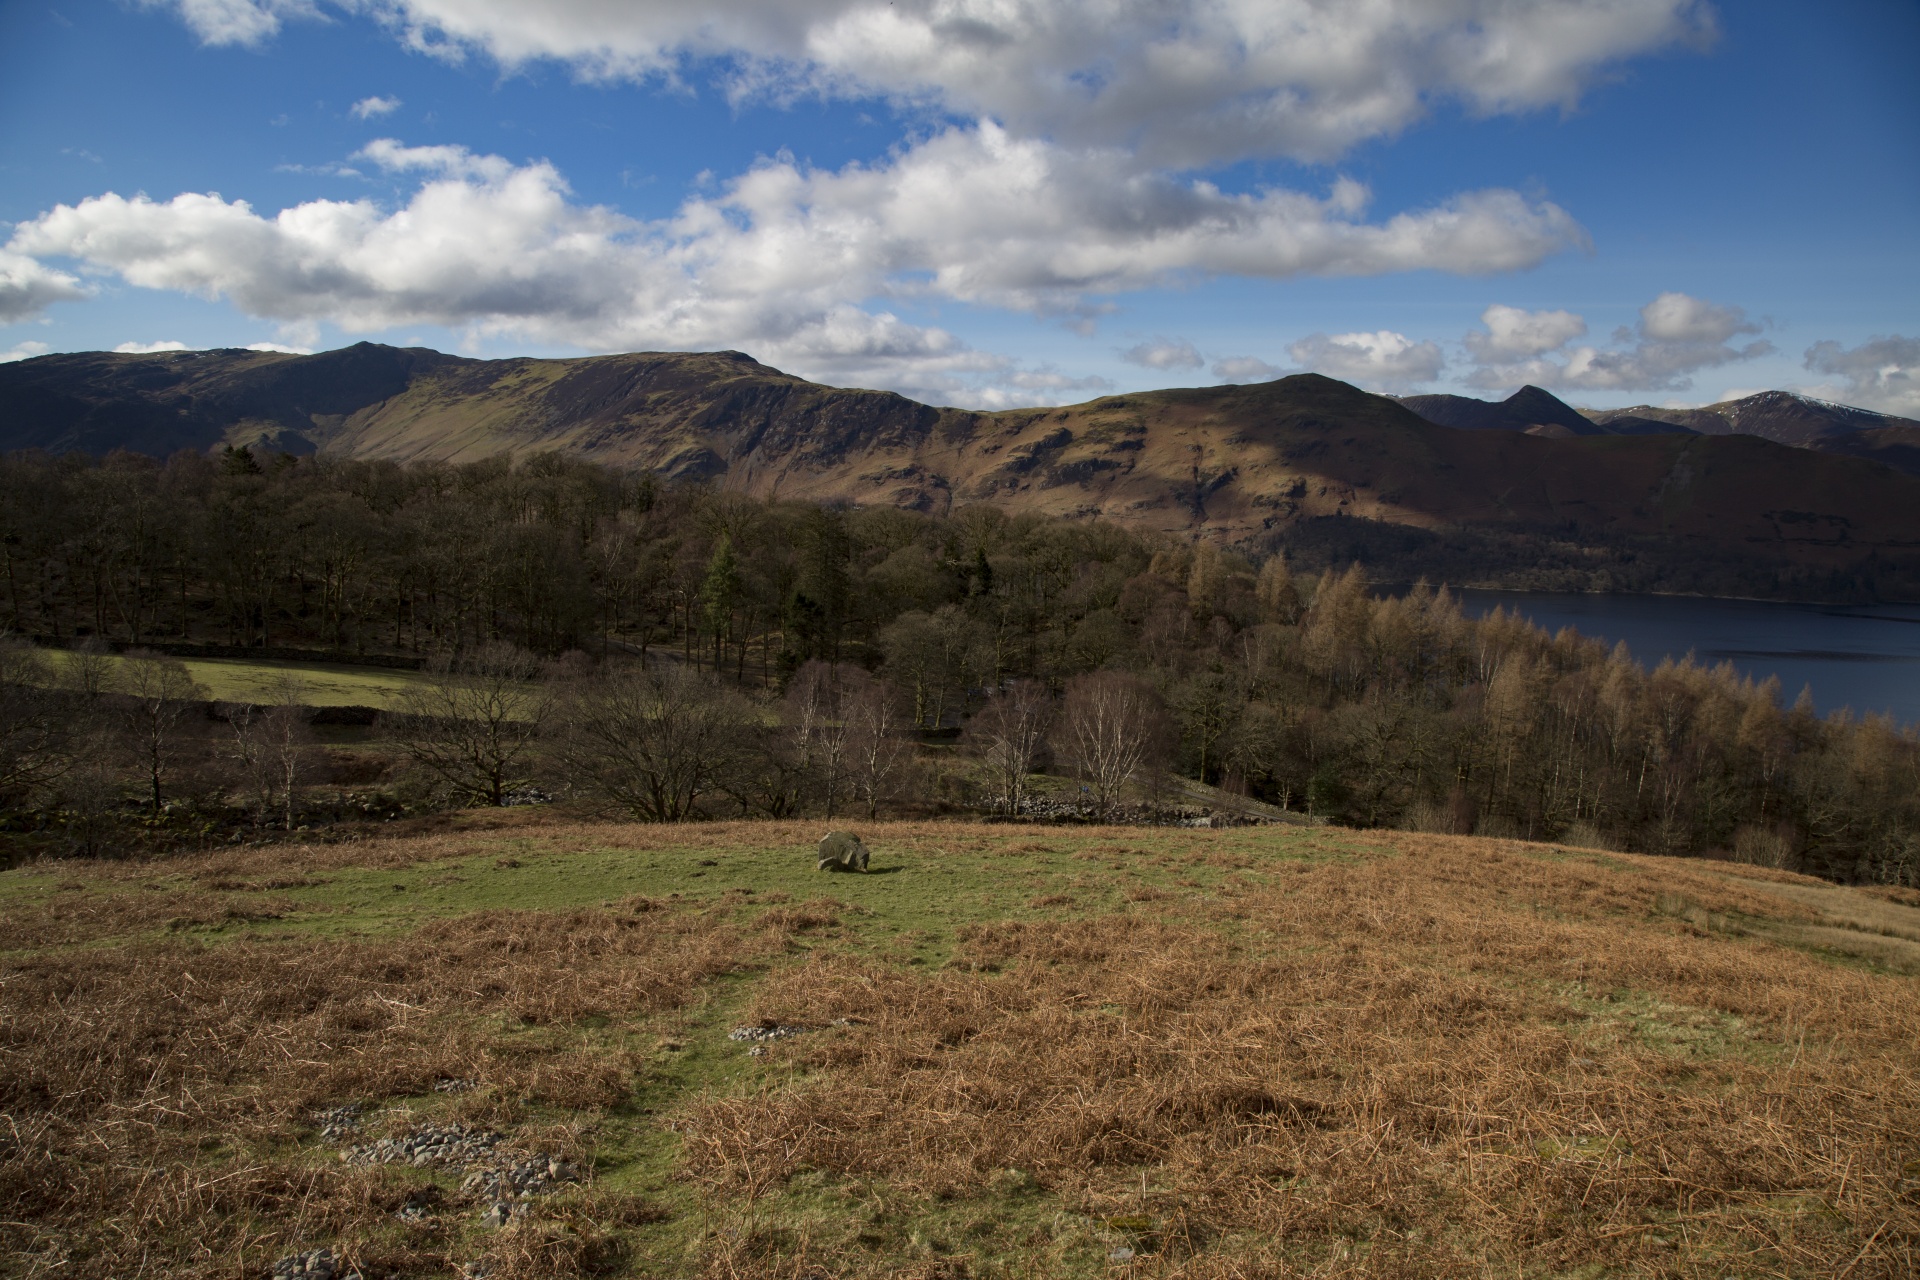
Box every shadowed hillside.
[6,344,1920,597]
[1587,389,1920,455]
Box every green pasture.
[40,646,432,707]
[0,821,1354,953]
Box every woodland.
[1,445,1916,885]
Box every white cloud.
[0,340,51,363]
[1803,335,1920,417]
[1211,355,1283,383]
[1120,336,1202,371]
[9,131,1582,403]
[355,137,512,180]
[1462,303,1586,362]
[0,249,89,322]
[164,1,1711,168]
[1464,292,1772,392]
[246,340,315,353]
[145,0,317,48]
[113,340,193,353]
[1638,291,1753,344]
[1288,330,1444,392]
[959,367,1114,409]
[350,94,403,119]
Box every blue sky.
[1,1,1915,414]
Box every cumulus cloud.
[1463,303,1586,362]
[1463,293,1772,392]
[146,0,317,48]
[1803,335,1920,417]
[350,94,403,119]
[152,2,1710,167]
[1287,330,1444,392]
[113,340,193,353]
[1211,356,1283,383]
[1638,291,1755,345]
[0,249,89,322]
[1120,337,1203,371]
[0,340,52,364]
[9,131,1583,402]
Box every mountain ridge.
[5,343,1920,599]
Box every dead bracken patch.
[684,840,1920,1276]
[5,819,1917,1278]
[0,900,784,1279]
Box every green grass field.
[3,817,1917,1279]
[40,647,434,707]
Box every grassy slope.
[4,815,1916,1278]
[40,648,434,707]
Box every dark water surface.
[1446,591,1920,726]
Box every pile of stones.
[313,1105,363,1143]
[341,1124,503,1169]
[730,1022,809,1056]
[322,1116,582,1233]
[460,1155,579,1202]
[269,1248,359,1280]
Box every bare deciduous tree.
[784,660,863,818]
[553,661,751,821]
[969,679,1053,816]
[113,649,207,814]
[386,642,550,807]
[846,678,912,818]
[1056,670,1167,820]
[226,674,313,829]
[61,635,115,701]
[0,639,73,809]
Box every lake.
[1445,590,1920,727]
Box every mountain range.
[3,343,1918,599]
[1397,383,1920,468]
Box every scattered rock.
[1108,1246,1136,1263]
[395,1186,442,1224]
[499,786,552,807]
[816,830,870,873]
[270,1248,352,1279]
[313,1104,363,1142]
[461,1156,579,1201]
[433,1077,477,1093]
[341,1124,502,1169]
[729,1022,806,1044]
[481,1201,513,1228]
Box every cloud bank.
[35,3,1712,403]
[152,1,1713,167]
[1121,337,1204,371]
[1288,330,1446,392]
[9,131,1583,401]
[1462,293,1772,392]
[1803,335,1920,417]
[0,250,90,323]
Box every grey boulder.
[816,830,870,873]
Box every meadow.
[2,817,1916,1279]
[40,647,433,708]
